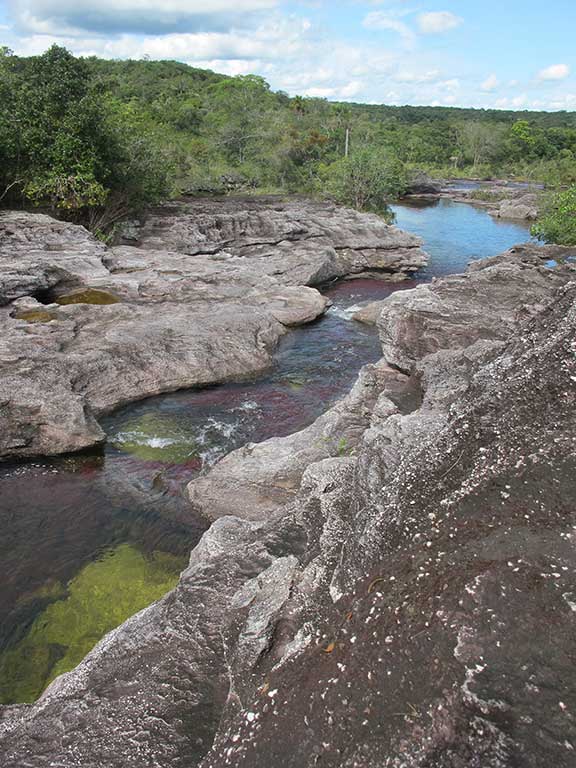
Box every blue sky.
[0,0,574,110]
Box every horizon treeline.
[1,45,576,234]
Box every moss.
[56,288,120,305]
[14,309,57,323]
[285,375,307,390]
[111,413,199,463]
[0,544,185,704]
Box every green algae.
[14,309,58,323]
[0,543,185,705]
[111,412,199,463]
[56,288,120,305]
[17,578,67,608]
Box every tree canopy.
[1,46,576,236]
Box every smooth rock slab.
[0,200,425,460]
[0,211,109,305]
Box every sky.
[0,0,575,111]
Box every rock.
[187,361,415,521]
[200,275,576,768]
[3,246,575,767]
[0,199,425,460]
[378,243,576,371]
[124,196,428,283]
[0,211,109,305]
[405,171,444,196]
[490,193,540,221]
[351,300,386,325]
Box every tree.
[0,45,172,228]
[531,186,576,246]
[456,121,506,168]
[207,75,277,165]
[321,149,407,213]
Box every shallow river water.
[0,198,530,703]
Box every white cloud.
[494,94,527,109]
[394,69,442,83]
[537,63,570,81]
[192,59,265,76]
[481,74,499,92]
[302,80,363,100]
[339,80,363,98]
[417,11,462,34]
[363,11,416,50]
[11,15,311,62]
[9,0,278,35]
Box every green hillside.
[1,45,576,235]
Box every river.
[0,197,531,704]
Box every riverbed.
[0,197,531,703]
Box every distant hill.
[1,48,575,226]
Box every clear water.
[0,199,531,703]
[391,197,531,278]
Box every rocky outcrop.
[352,299,387,325]
[0,200,426,460]
[411,180,542,221]
[186,361,417,521]
[378,242,573,370]
[490,193,539,221]
[1,246,574,767]
[122,197,427,284]
[0,211,110,305]
[404,171,444,196]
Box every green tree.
[321,149,407,213]
[531,186,576,246]
[456,121,506,168]
[0,45,171,227]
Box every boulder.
[351,300,386,325]
[404,171,444,196]
[490,193,540,220]
[0,211,109,305]
[378,243,575,371]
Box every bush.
[0,45,172,230]
[531,186,576,246]
[321,150,407,214]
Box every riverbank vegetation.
[531,186,576,245]
[1,45,576,239]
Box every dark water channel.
[0,197,530,703]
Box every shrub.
[531,186,576,246]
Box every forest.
[1,45,575,243]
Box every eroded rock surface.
[490,192,540,221]
[378,242,575,370]
[186,361,417,521]
[1,247,574,768]
[0,200,426,459]
[122,196,427,284]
